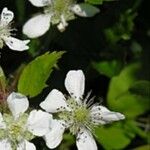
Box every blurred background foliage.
[0,0,150,149]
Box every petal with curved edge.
[0,139,12,150]
[29,0,52,7]
[23,14,51,38]
[7,92,29,120]
[27,110,52,136]
[1,7,14,25]
[44,119,66,149]
[90,105,125,125]
[76,128,97,150]
[65,70,85,102]
[17,140,36,150]
[3,36,30,51]
[70,3,99,17]
[40,89,70,113]
[0,113,6,129]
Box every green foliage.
[59,134,74,150]
[0,0,149,149]
[133,145,150,150]
[95,117,149,150]
[18,51,64,97]
[104,9,136,44]
[0,67,6,92]
[129,80,150,98]
[107,63,149,118]
[95,62,149,149]
[86,0,103,5]
[92,60,122,78]
[28,39,41,57]
[124,121,149,140]
[85,0,115,5]
[95,122,135,150]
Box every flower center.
[59,98,91,135]
[0,24,11,37]
[0,24,11,48]
[74,107,89,123]
[54,0,74,12]
[9,123,22,140]
[0,113,34,148]
[44,0,75,24]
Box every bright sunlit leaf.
[18,51,64,97]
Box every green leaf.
[95,120,147,149]
[0,66,6,92]
[85,0,115,5]
[108,92,149,118]
[18,51,64,97]
[92,60,122,78]
[95,122,135,150]
[107,63,149,118]
[129,80,150,98]
[86,0,103,5]
[78,3,100,17]
[133,145,150,150]
[28,39,41,57]
[104,9,136,44]
[124,121,148,139]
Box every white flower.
[40,70,125,150]
[0,92,52,150]
[0,7,30,51]
[23,0,100,38]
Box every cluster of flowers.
[0,0,100,51]
[0,1,125,149]
[0,70,125,150]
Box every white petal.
[70,4,99,17]
[0,113,6,129]
[65,70,85,102]
[27,110,52,136]
[44,119,66,149]
[0,139,12,150]
[7,92,29,120]
[17,140,36,150]
[90,106,125,124]
[40,89,70,113]
[29,0,52,7]
[3,36,30,51]
[76,128,97,150]
[0,7,14,25]
[23,14,51,38]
